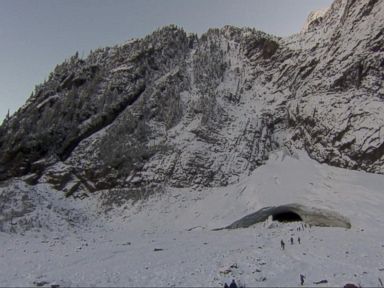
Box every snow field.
[1,150,384,287]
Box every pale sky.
[0,0,333,123]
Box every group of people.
[279,223,308,250]
[282,224,305,285]
[223,279,240,288]
[223,224,310,287]
[280,236,301,250]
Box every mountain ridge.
[0,0,383,201]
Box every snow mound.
[0,180,100,234]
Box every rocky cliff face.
[285,0,384,171]
[0,0,383,202]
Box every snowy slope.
[2,150,384,287]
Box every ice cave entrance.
[214,203,352,230]
[272,211,302,222]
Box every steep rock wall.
[0,0,383,201]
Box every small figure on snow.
[229,279,238,288]
[224,283,229,288]
[298,237,301,244]
[300,274,306,286]
[290,237,294,245]
[281,239,285,250]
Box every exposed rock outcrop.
[0,0,383,201]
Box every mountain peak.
[301,7,329,33]
[0,0,384,199]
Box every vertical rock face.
[285,0,384,172]
[0,0,383,200]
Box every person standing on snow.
[229,279,238,288]
[281,239,285,250]
[300,274,305,285]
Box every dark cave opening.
[272,211,302,222]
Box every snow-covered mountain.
[0,0,383,198]
[1,0,384,286]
